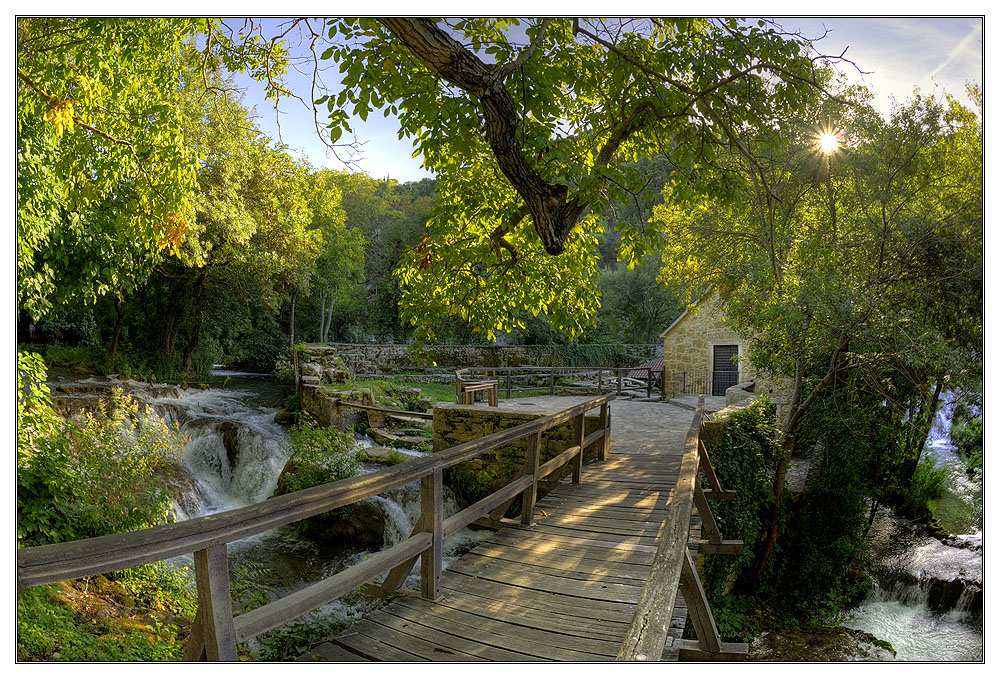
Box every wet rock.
[749,627,895,661]
[296,501,386,550]
[362,446,414,465]
[369,427,431,452]
[273,408,296,425]
[218,421,240,468]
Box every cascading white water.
[844,392,983,661]
[142,386,295,516]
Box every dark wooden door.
[712,345,739,396]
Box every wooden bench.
[455,370,498,407]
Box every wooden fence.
[454,365,667,400]
[17,395,614,661]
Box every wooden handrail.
[18,393,615,660]
[617,396,747,661]
[617,397,705,661]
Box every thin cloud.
[922,21,983,82]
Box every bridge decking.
[306,400,701,662]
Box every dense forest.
[17,18,982,662]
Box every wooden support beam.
[673,639,749,661]
[702,489,737,501]
[420,469,443,601]
[521,432,541,525]
[688,539,744,555]
[598,404,609,461]
[182,609,207,661]
[377,522,423,596]
[603,407,612,460]
[692,484,723,545]
[572,412,585,483]
[193,545,237,661]
[698,439,725,494]
[677,548,722,655]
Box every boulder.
[218,421,240,468]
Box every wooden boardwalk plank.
[390,597,621,659]
[316,400,698,662]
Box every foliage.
[950,411,983,469]
[17,584,185,661]
[17,18,199,317]
[654,83,982,582]
[593,258,683,343]
[251,611,357,661]
[18,358,187,546]
[699,399,783,638]
[275,415,361,495]
[904,455,949,520]
[317,17,844,341]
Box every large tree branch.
[377,18,584,255]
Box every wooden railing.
[455,365,668,400]
[617,397,748,661]
[17,394,614,661]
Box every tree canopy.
[316,17,849,341]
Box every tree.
[17,18,200,318]
[304,170,365,344]
[16,18,290,320]
[597,257,683,344]
[139,50,320,373]
[314,17,848,340]
[653,84,982,582]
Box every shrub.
[905,454,948,519]
[275,414,361,495]
[18,352,187,546]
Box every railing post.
[506,369,511,399]
[598,368,603,394]
[420,468,443,600]
[661,368,667,399]
[549,367,555,395]
[598,403,610,461]
[572,412,585,483]
[192,545,237,661]
[617,368,623,396]
[646,368,652,399]
[521,431,542,525]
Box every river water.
[59,370,491,639]
[843,394,984,661]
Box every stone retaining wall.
[432,405,603,508]
[303,342,661,373]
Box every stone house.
[659,292,753,397]
[660,292,791,420]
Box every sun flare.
[818,131,840,154]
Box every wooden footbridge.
[18,395,747,662]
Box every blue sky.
[230,16,984,183]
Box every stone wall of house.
[432,404,603,508]
[661,293,757,394]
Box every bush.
[905,454,948,519]
[699,398,783,639]
[275,415,361,495]
[18,353,187,546]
